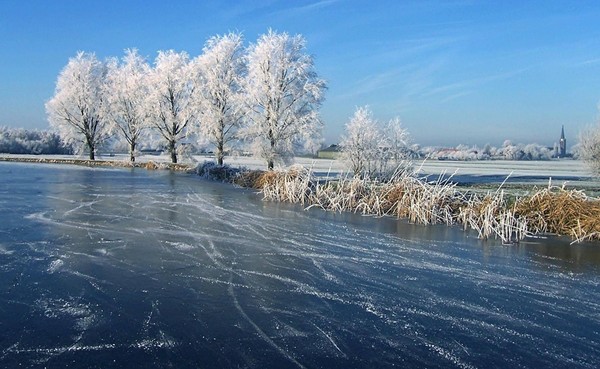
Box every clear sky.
[1,0,600,147]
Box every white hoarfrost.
[46,52,110,160]
[146,50,196,164]
[340,106,412,179]
[578,121,600,176]
[340,106,381,177]
[380,116,412,174]
[190,32,246,165]
[242,29,326,170]
[104,49,151,162]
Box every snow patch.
[35,297,98,332]
[164,241,195,251]
[47,259,64,274]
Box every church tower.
[559,125,566,157]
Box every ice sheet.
[1,162,599,368]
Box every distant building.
[559,125,567,157]
[317,144,341,159]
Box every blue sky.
[1,0,600,147]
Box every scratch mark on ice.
[228,275,307,369]
[313,324,346,357]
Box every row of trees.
[0,126,72,155]
[46,30,326,168]
[419,140,556,161]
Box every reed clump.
[196,162,241,181]
[514,185,600,242]
[233,169,302,191]
[388,175,460,225]
[457,191,528,243]
[255,167,528,242]
[233,170,266,188]
[245,165,600,244]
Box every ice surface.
[0,162,599,368]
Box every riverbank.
[3,154,599,243]
[0,155,193,171]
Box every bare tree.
[191,32,245,165]
[104,49,150,162]
[146,50,195,163]
[243,29,326,170]
[46,52,109,160]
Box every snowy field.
[227,156,595,186]
[1,162,599,368]
[1,152,596,188]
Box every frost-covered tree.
[146,50,195,163]
[104,49,150,162]
[579,122,600,175]
[380,116,412,173]
[0,126,72,154]
[383,117,410,158]
[341,107,412,178]
[191,32,245,165]
[482,143,493,157]
[46,52,109,160]
[501,140,521,160]
[243,29,326,170]
[340,106,381,177]
[522,143,552,160]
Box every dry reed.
[244,165,600,244]
[514,185,600,243]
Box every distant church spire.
[559,125,566,157]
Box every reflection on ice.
[0,162,599,368]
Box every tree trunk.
[268,129,275,171]
[88,142,95,160]
[86,135,95,160]
[169,140,177,163]
[216,142,224,166]
[130,141,136,162]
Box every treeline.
[418,140,559,161]
[0,126,72,155]
[46,30,325,169]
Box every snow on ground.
[1,152,595,186]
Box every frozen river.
[1,162,599,368]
